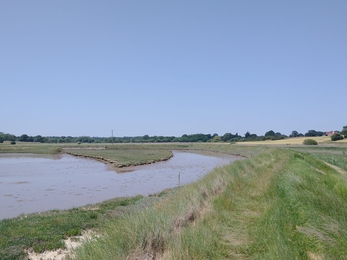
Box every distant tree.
[265,130,276,137]
[316,131,325,136]
[212,136,222,142]
[244,132,251,138]
[221,133,232,142]
[305,130,325,137]
[19,134,33,142]
[0,132,16,141]
[331,133,344,141]
[34,135,45,143]
[305,130,316,137]
[341,126,347,137]
[289,130,299,137]
[0,136,3,143]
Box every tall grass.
[74,149,347,259]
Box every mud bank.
[63,150,174,168]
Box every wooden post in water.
[178,172,181,186]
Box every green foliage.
[242,132,264,142]
[289,130,303,137]
[19,134,34,142]
[303,139,318,145]
[265,130,276,137]
[331,133,344,141]
[263,130,287,140]
[0,132,16,142]
[212,135,222,142]
[34,135,45,143]
[305,130,325,137]
[290,130,299,137]
[221,133,241,142]
[10,141,16,145]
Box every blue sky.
[1,1,346,137]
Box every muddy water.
[0,151,238,220]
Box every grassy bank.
[0,196,144,259]
[0,142,63,154]
[64,147,173,168]
[73,148,347,259]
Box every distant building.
[326,131,339,136]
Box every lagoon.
[0,151,237,220]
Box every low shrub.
[331,133,344,141]
[10,141,16,145]
[303,139,318,145]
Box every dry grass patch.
[236,136,331,145]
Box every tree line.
[1,126,345,144]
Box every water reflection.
[0,151,238,220]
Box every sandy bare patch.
[312,166,326,175]
[26,230,98,260]
[307,251,324,260]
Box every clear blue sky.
[1,1,346,137]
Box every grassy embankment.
[74,146,347,259]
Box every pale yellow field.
[235,136,333,145]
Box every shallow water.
[0,151,238,220]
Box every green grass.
[74,148,347,259]
[0,196,143,260]
[288,145,347,172]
